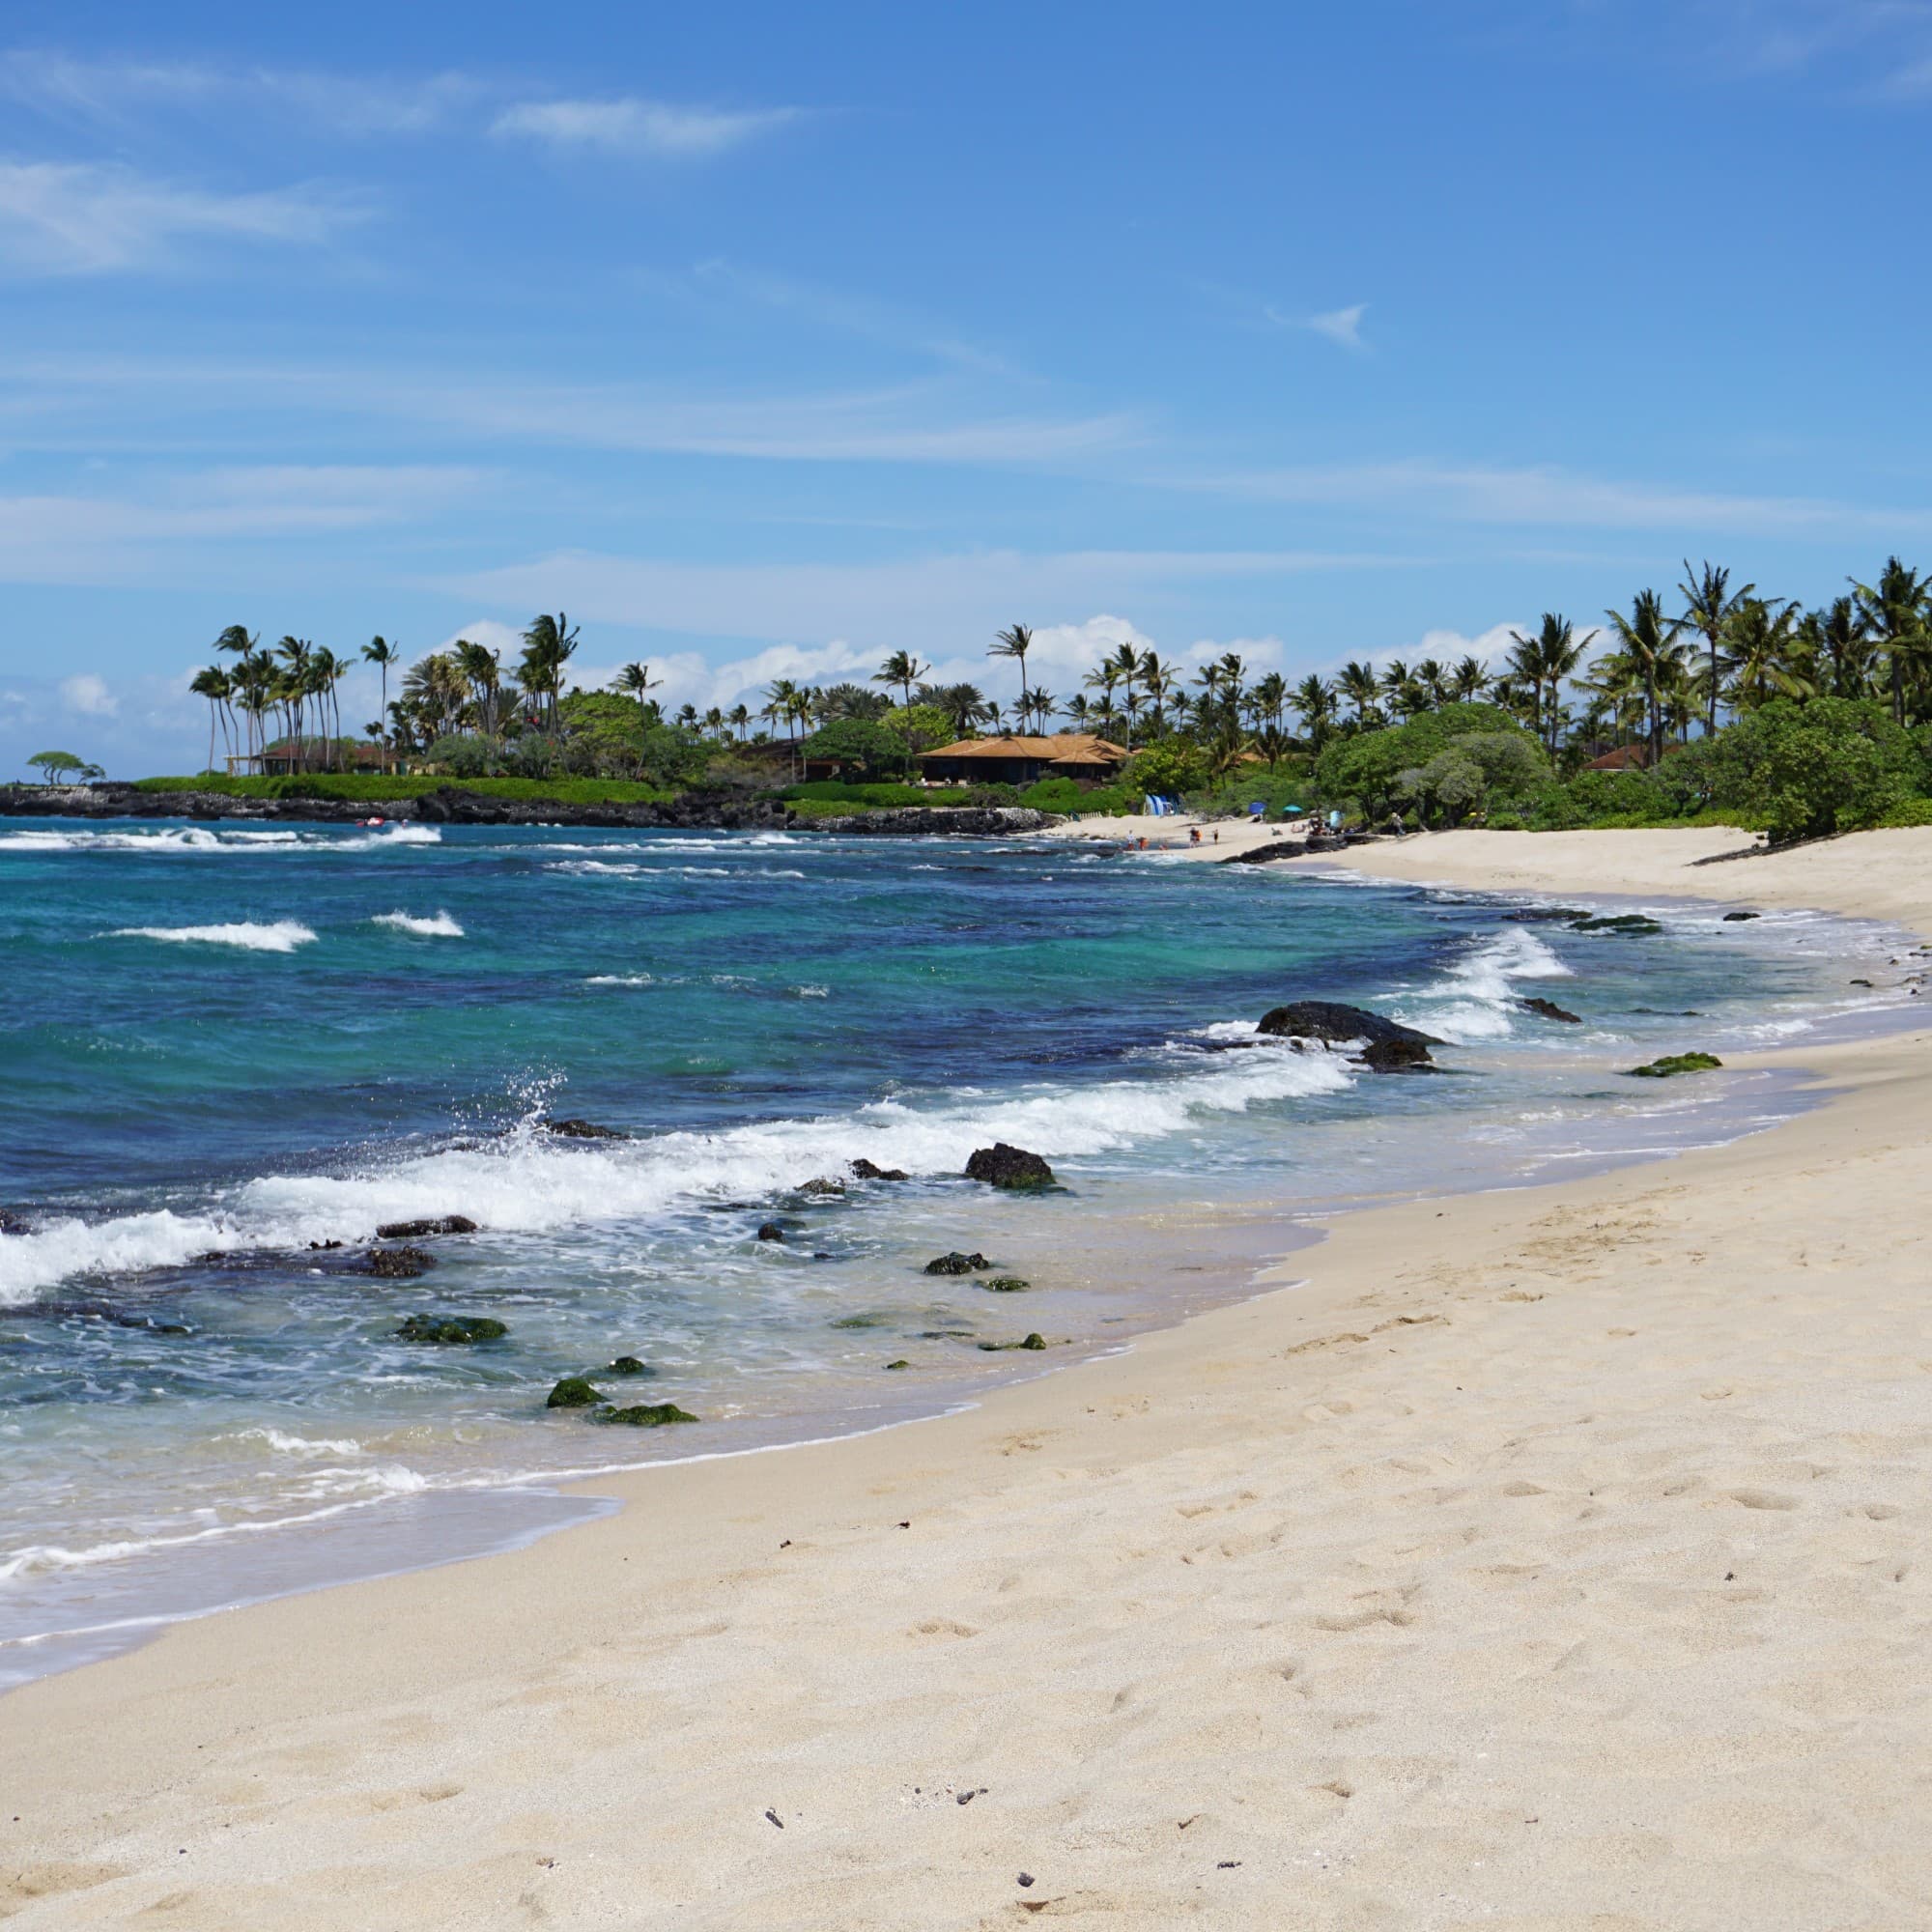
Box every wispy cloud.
[1304,302,1369,351]
[637,259,1008,373]
[0,465,484,581]
[0,49,485,136]
[3,353,1137,468]
[1193,457,1932,539]
[492,97,800,159]
[0,161,367,273]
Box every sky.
[3,0,1932,774]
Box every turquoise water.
[0,817,1908,1682]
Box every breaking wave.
[104,921,317,953]
[372,911,464,937]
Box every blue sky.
[3,0,1931,772]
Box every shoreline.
[6,829,1931,1926]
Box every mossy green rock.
[607,1355,651,1376]
[1570,914,1663,935]
[923,1251,990,1276]
[546,1376,604,1407]
[597,1401,699,1426]
[396,1314,507,1345]
[982,1276,1031,1293]
[885,1358,911,1371]
[1628,1051,1722,1078]
[979,1332,1048,1352]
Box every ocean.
[0,817,1911,1685]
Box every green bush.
[1122,742,1208,798]
[1017,778,1135,815]
[779,781,975,808]
[1704,697,1923,844]
[1316,704,1545,821]
[799,718,914,781]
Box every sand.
[5,829,1931,1930]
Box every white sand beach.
[5,829,1930,1930]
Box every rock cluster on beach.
[1257,1001,1441,1048]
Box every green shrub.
[1017,778,1135,815]
[799,718,914,781]
[1704,697,1923,844]
[1122,742,1208,798]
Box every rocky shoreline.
[0,783,1062,838]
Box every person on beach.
[1189,826,1202,845]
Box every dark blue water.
[0,816,1904,1682]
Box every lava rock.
[396,1314,506,1344]
[307,1238,344,1251]
[799,1177,845,1196]
[756,1222,787,1242]
[375,1215,478,1239]
[1721,910,1761,922]
[607,1355,651,1377]
[851,1158,909,1181]
[546,1376,604,1408]
[1569,914,1662,935]
[365,1245,437,1279]
[885,1359,911,1371]
[979,1332,1048,1352]
[981,1276,1031,1293]
[545,1119,629,1140]
[597,1402,699,1427]
[1257,1001,1441,1047]
[0,1209,33,1236]
[1520,997,1581,1024]
[1627,1051,1722,1078]
[964,1143,1056,1190]
[924,1251,992,1276]
[1360,1038,1434,1072]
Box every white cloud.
[493,98,799,158]
[0,161,367,273]
[60,671,117,715]
[1306,302,1368,351]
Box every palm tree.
[1450,655,1491,702]
[1292,673,1336,747]
[1506,613,1585,753]
[1725,599,1808,709]
[189,666,230,775]
[1851,558,1932,724]
[1812,596,1876,698]
[1140,652,1174,732]
[1062,692,1092,729]
[520,612,581,735]
[874,650,930,708]
[702,706,724,736]
[1414,659,1449,711]
[918,681,990,739]
[613,661,663,726]
[308,646,348,769]
[455,640,506,753]
[1250,670,1288,733]
[362,637,402,771]
[1337,660,1381,729]
[1679,561,1754,738]
[988,623,1035,711]
[727,702,752,741]
[1601,590,1686,765]
[273,637,311,767]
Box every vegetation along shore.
[22,562,1932,842]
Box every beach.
[5,827,1931,1929]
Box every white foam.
[333,824,440,850]
[1390,927,1573,1043]
[372,911,464,938]
[105,921,317,953]
[584,973,656,986]
[229,1427,367,1460]
[0,1046,1355,1302]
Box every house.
[233,738,389,776]
[917,733,1129,787]
[1582,744,1653,772]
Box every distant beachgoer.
[1392,811,1405,836]
[1138,836,1149,851]
[1189,826,1201,845]
[1211,830,1219,844]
